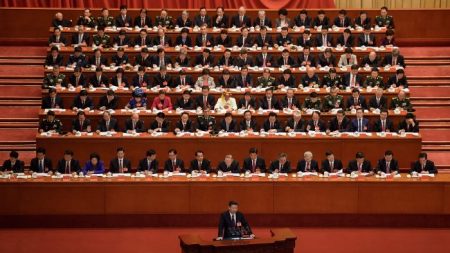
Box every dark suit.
[175,35,193,47]
[217,161,240,173]
[262,119,282,132]
[212,15,229,28]
[56,159,80,174]
[360,56,380,67]
[219,119,238,132]
[137,158,158,173]
[98,95,119,110]
[327,117,350,132]
[298,54,317,67]
[239,119,258,131]
[234,75,253,88]
[110,76,129,87]
[269,160,291,173]
[237,98,257,110]
[230,15,251,27]
[134,16,152,27]
[87,56,108,67]
[373,118,394,132]
[194,54,215,66]
[89,75,109,87]
[164,159,185,172]
[97,118,119,132]
[253,17,273,28]
[259,97,280,110]
[234,57,254,68]
[368,96,387,110]
[349,118,370,132]
[124,119,145,132]
[235,35,253,47]
[242,157,266,173]
[173,75,194,87]
[321,159,343,173]
[133,36,152,47]
[296,159,319,172]
[317,54,337,67]
[72,96,94,110]
[333,17,352,27]
[174,98,195,110]
[346,96,367,109]
[72,118,91,132]
[398,120,419,133]
[42,95,63,109]
[276,56,297,67]
[315,34,334,47]
[193,15,211,27]
[253,34,274,47]
[346,160,372,173]
[175,119,195,132]
[280,97,300,109]
[115,15,132,27]
[195,34,214,47]
[113,36,132,47]
[189,159,212,173]
[255,53,274,67]
[336,34,354,47]
[306,119,327,132]
[111,54,129,66]
[175,17,193,28]
[215,36,233,47]
[217,56,235,67]
[218,211,252,238]
[285,118,306,132]
[68,73,87,87]
[343,73,363,87]
[1,159,24,173]
[153,73,174,88]
[410,160,437,174]
[293,16,312,28]
[195,94,216,109]
[376,158,399,173]
[382,54,406,68]
[44,55,64,66]
[109,158,132,173]
[358,34,376,47]
[131,74,151,88]
[149,120,170,132]
[218,76,236,88]
[151,55,172,67]
[152,35,172,47]
[30,157,53,173]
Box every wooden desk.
[39,109,407,135]
[44,66,397,81]
[35,131,420,169]
[45,87,402,110]
[179,228,296,253]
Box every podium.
[179,228,296,253]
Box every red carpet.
[0,85,41,98]
[0,227,449,253]
[402,47,450,57]
[0,46,46,57]
[0,107,38,119]
[415,107,450,120]
[428,151,450,167]
[405,66,450,76]
[420,129,450,142]
[409,86,450,97]
[0,65,42,77]
[0,128,36,142]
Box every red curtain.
[0,0,335,9]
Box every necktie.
[240,16,243,25]
[263,54,266,67]
[201,16,204,22]
[80,120,84,130]
[341,19,344,27]
[330,161,334,170]
[181,77,185,86]
[132,121,136,130]
[119,159,123,173]
[172,160,176,170]
[293,120,297,130]
[65,161,70,174]
[203,96,207,108]
[139,75,143,85]
[306,162,310,171]
[141,18,145,27]
[199,161,202,168]
[51,97,55,108]
[358,163,362,172]
[160,37,164,46]
[252,159,256,172]
[284,58,287,66]
[351,75,356,87]
[142,38,145,46]
[392,57,397,66]
[79,34,83,43]
[323,35,326,46]
[288,98,292,108]
[314,121,318,128]
[365,35,369,43]
[358,119,362,132]
[268,99,272,109]
[231,214,236,226]
[76,76,79,86]
[270,122,273,129]
[382,120,385,132]
[147,160,151,171]
[81,99,85,107]
[161,57,165,66]
[39,160,44,172]
[106,120,110,130]
[386,162,390,173]
[422,163,425,172]
[98,75,101,85]
[202,35,206,46]
[96,57,100,66]
[260,19,264,27]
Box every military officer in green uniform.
[255,68,277,88]
[96,8,115,27]
[76,9,96,28]
[375,6,395,29]
[390,90,414,112]
[364,67,384,88]
[43,65,66,89]
[197,108,216,132]
[92,26,111,48]
[323,86,344,112]
[322,68,343,89]
[154,9,174,29]
[302,92,322,111]
[39,111,63,133]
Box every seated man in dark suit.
[174,112,196,133]
[42,88,63,109]
[175,91,195,110]
[382,48,406,68]
[98,90,119,110]
[410,152,437,174]
[321,151,343,173]
[149,112,170,133]
[195,86,216,109]
[193,7,211,27]
[175,28,193,47]
[1,151,25,173]
[163,149,185,172]
[269,153,291,173]
[262,112,283,133]
[253,27,274,47]
[217,155,240,173]
[230,7,251,27]
[219,113,238,132]
[88,67,109,88]
[195,26,214,47]
[72,111,91,133]
[386,69,408,89]
[173,70,194,88]
[327,110,350,133]
[306,111,327,132]
[285,110,306,132]
[238,92,257,111]
[358,26,376,46]
[134,48,152,67]
[398,113,419,133]
[137,149,158,173]
[29,147,53,173]
[56,150,81,174]
[242,148,266,173]
[45,46,64,66]
[373,109,394,132]
[113,29,132,47]
[216,201,254,240]
[217,49,235,68]
[68,67,87,88]
[235,27,254,47]
[360,52,380,68]
[346,152,373,174]
[349,108,370,132]
[212,7,229,28]
[255,45,274,67]
[296,151,319,172]
[189,150,211,174]
[368,88,387,111]
[346,88,367,110]
[343,64,363,88]
[109,147,132,173]
[259,88,280,110]
[124,113,145,133]
[96,110,119,133]
[375,150,399,174]
[239,110,258,132]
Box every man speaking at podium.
[216,201,255,240]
